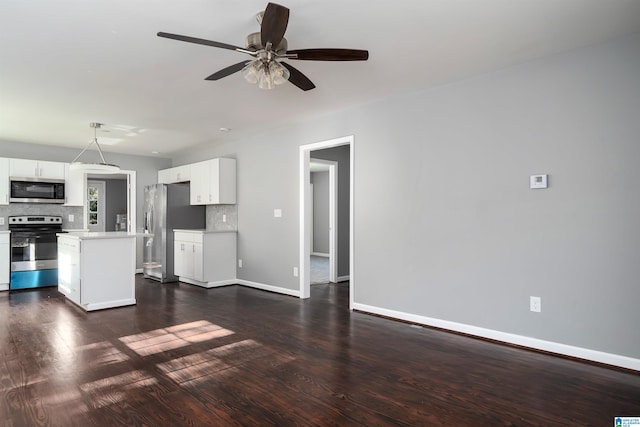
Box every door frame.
[299,135,354,309]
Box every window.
[88,185,99,225]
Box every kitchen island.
[57,232,137,311]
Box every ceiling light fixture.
[69,122,121,174]
[241,48,290,90]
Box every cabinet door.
[0,158,8,205]
[37,161,65,180]
[0,237,9,285]
[159,165,191,184]
[9,159,39,178]
[193,242,204,282]
[57,238,81,304]
[174,241,185,277]
[210,158,236,204]
[183,243,195,279]
[64,163,86,206]
[9,159,65,180]
[190,161,210,205]
[158,168,172,184]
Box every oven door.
[11,231,59,272]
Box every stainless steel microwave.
[10,178,65,204]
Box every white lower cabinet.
[174,230,236,288]
[0,232,9,291]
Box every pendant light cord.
[71,124,108,164]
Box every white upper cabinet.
[0,158,8,205]
[158,164,191,184]
[190,158,236,205]
[63,163,86,206]
[9,159,65,180]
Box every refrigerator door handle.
[144,210,153,233]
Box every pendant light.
[69,122,120,173]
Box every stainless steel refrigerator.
[143,183,205,282]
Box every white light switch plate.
[0,217,4,225]
[274,209,282,218]
[68,214,74,222]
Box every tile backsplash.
[206,204,237,231]
[0,204,84,230]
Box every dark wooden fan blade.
[287,48,369,61]
[157,32,250,53]
[205,61,250,81]
[261,3,289,48]
[281,62,315,91]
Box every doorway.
[299,135,354,308]
[85,172,136,234]
[310,159,338,284]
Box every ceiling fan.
[157,2,369,91]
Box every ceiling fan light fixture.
[70,123,121,174]
[241,59,261,84]
[258,66,275,90]
[269,60,290,85]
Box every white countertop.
[0,230,10,234]
[58,231,140,240]
[173,229,237,234]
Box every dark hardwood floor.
[1,276,638,426]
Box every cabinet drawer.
[58,238,80,252]
[193,233,203,244]
[174,231,195,242]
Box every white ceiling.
[2,0,640,158]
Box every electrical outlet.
[222,214,227,223]
[274,209,282,218]
[0,217,4,225]
[68,214,74,222]
[530,296,541,313]
[238,259,243,268]
[293,267,299,277]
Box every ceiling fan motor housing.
[246,32,288,54]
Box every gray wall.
[171,33,640,361]
[311,145,351,278]
[311,171,329,254]
[104,178,127,231]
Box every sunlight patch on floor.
[79,370,158,408]
[76,340,130,368]
[156,339,264,387]
[118,320,234,356]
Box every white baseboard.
[83,298,137,312]
[180,277,236,289]
[337,275,350,283]
[311,252,330,258]
[352,302,640,371]
[236,279,300,298]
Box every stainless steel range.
[9,215,64,290]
